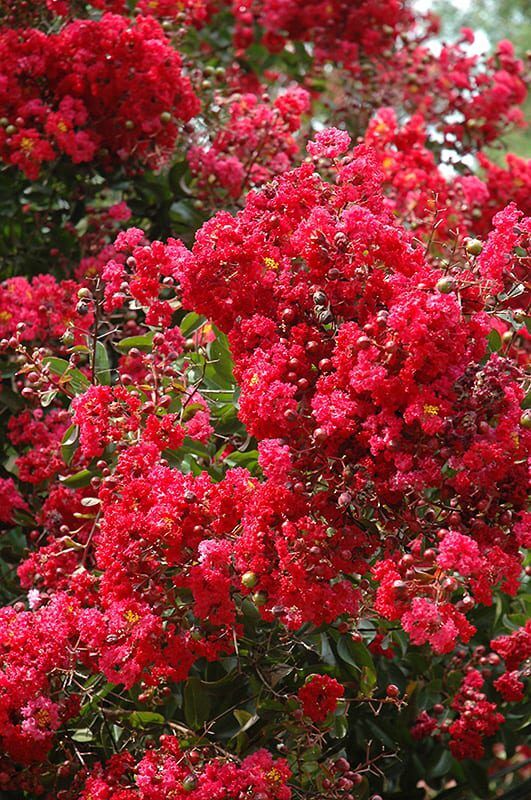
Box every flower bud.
[520,411,531,429]
[252,591,267,607]
[436,277,456,294]
[465,238,483,256]
[182,776,197,792]
[241,571,257,589]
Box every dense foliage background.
[0,2,529,799]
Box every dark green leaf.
[60,468,93,487]
[180,313,204,337]
[116,333,154,353]
[184,677,211,729]
[129,711,165,729]
[43,357,90,394]
[61,424,79,465]
[488,329,502,352]
[95,341,111,385]
[337,636,375,674]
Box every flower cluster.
[0,477,28,525]
[0,13,199,178]
[478,152,531,227]
[363,107,490,238]
[0,1,127,28]
[489,620,531,705]
[0,124,528,792]
[448,670,505,760]
[0,594,80,765]
[101,227,188,327]
[298,674,345,724]
[491,621,531,671]
[188,85,310,202]
[78,740,291,800]
[231,0,413,67]
[0,274,92,344]
[356,29,527,155]
[180,132,529,649]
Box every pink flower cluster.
[188,85,310,202]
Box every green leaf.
[184,677,211,729]
[129,711,165,729]
[359,665,377,698]
[329,713,348,739]
[337,636,375,674]
[168,161,188,194]
[81,496,101,507]
[79,681,115,716]
[60,468,93,488]
[12,509,35,527]
[170,200,196,226]
[241,597,261,620]
[69,344,90,354]
[208,332,234,387]
[233,709,259,735]
[95,341,111,385]
[428,749,454,779]
[462,760,489,798]
[180,312,204,337]
[365,718,396,749]
[223,450,259,470]
[71,728,94,742]
[488,329,502,352]
[61,424,79,466]
[301,760,320,776]
[43,357,90,395]
[116,333,155,353]
[40,388,58,407]
[308,633,336,666]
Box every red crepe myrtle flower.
[298,674,345,723]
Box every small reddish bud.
[313,427,327,443]
[334,757,350,773]
[338,492,352,508]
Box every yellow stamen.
[267,767,283,785]
[124,609,140,625]
[36,709,50,728]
